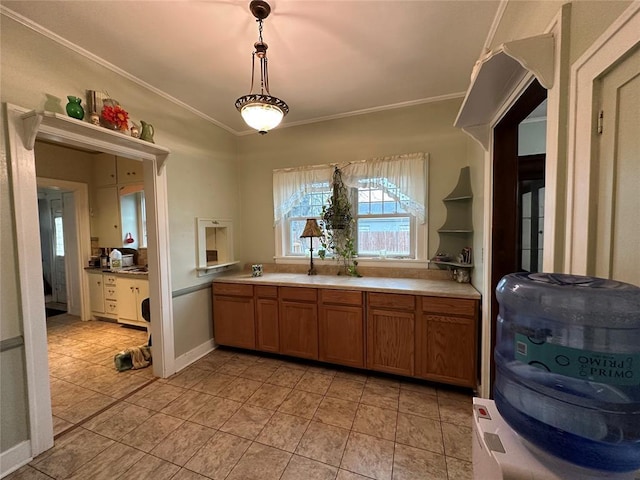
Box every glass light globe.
[241,103,284,133]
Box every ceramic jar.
[65,96,84,120]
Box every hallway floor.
[45,314,154,436]
[10,343,473,480]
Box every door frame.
[37,178,92,319]
[564,2,640,275]
[477,6,570,398]
[4,103,176,459]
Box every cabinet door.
[117,277,138,322]
[213,295,256,349]
[88,274,104,314]
[319,304,364,368]
[256,297,279,353]
[92,186,121,246]
[116,157,144,184]
[134,279,150,322]
[416,314,477,388]
[279,300,318,359]
[92,153,117,187]
[367,308,415,376]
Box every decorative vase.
[140,121,155,143]
[100,98,129,131]
[130,123,140,138]
[65,96,84,120]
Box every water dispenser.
[494,273,640,472]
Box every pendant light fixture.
[235,0,289,135]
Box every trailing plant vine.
[318,167,361,277]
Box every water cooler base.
[472,398,640,480]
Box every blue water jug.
[494,273,640,472]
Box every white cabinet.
[92,153,117,187]
[116,157,144,185]
[88,272,105,315]
[92,186,121,246]
[88,272,118,319]
[117,277,149,327]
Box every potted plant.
[319,167,361,277]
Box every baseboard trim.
[174,339,217,372]
[1,440,32,478]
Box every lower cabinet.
[367,292,416,376]
[117,277,149,327]
[279,287,318,359]
[416,296,478,387]
[255,286,279,353]
[319,289,364,368]
[88,272,118,319]
[212,283,255,349]
[211,281,479,389]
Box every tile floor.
[45,314,154,436]
[10,324,475,480]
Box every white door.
[50,198,67,304]
[594,45,640,286]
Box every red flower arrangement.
[101,101,129,131]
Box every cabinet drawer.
[279,286,317,302]
[255,285,278,298]
[368,292,415,310]
[104,275,117,286]
[421,297,476,317]
[105,301,118,315]
[213,282,253,297]
[320,289,362,306]
[105,287,117,301]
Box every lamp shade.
[240,102,284,133]
[300,219,322,238]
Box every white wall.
[237,98,471,265]
[518,119,547,156]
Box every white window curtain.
[273,152,427,224]
[342,152,427,224]
[273,164,333,225]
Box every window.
[274,153,427,262]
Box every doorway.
[490,79,547,390]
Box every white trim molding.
[174,339,216,373]
[564,2,640,275]
[3,101,176,461]
[0,440,32,478]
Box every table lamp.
[300,218,323,275]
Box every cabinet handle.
[97,281,101,286]
[130,286,134,292]
[136,287,139,293]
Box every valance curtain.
[273,152,427,225]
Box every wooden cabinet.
[367,293,416,376]
[116,156,144,185]
[117,277,149,327]
[92,186,121,246]
[279,287,318,359]
[211,280,479,390]
[255,286,279,353]
[416,296,478,387]
[319,289,364,368]
[213,283,255,349]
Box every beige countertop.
[214,272,480,300]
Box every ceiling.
[2,1,501,135]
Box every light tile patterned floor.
[10,322,474,480]
[45,314,154,437]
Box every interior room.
[2,1,638,479]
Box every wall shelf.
[21,111,170,173]
[434,166,474,280]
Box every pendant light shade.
[235,1,289,135]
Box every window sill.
[274,256,430,269]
